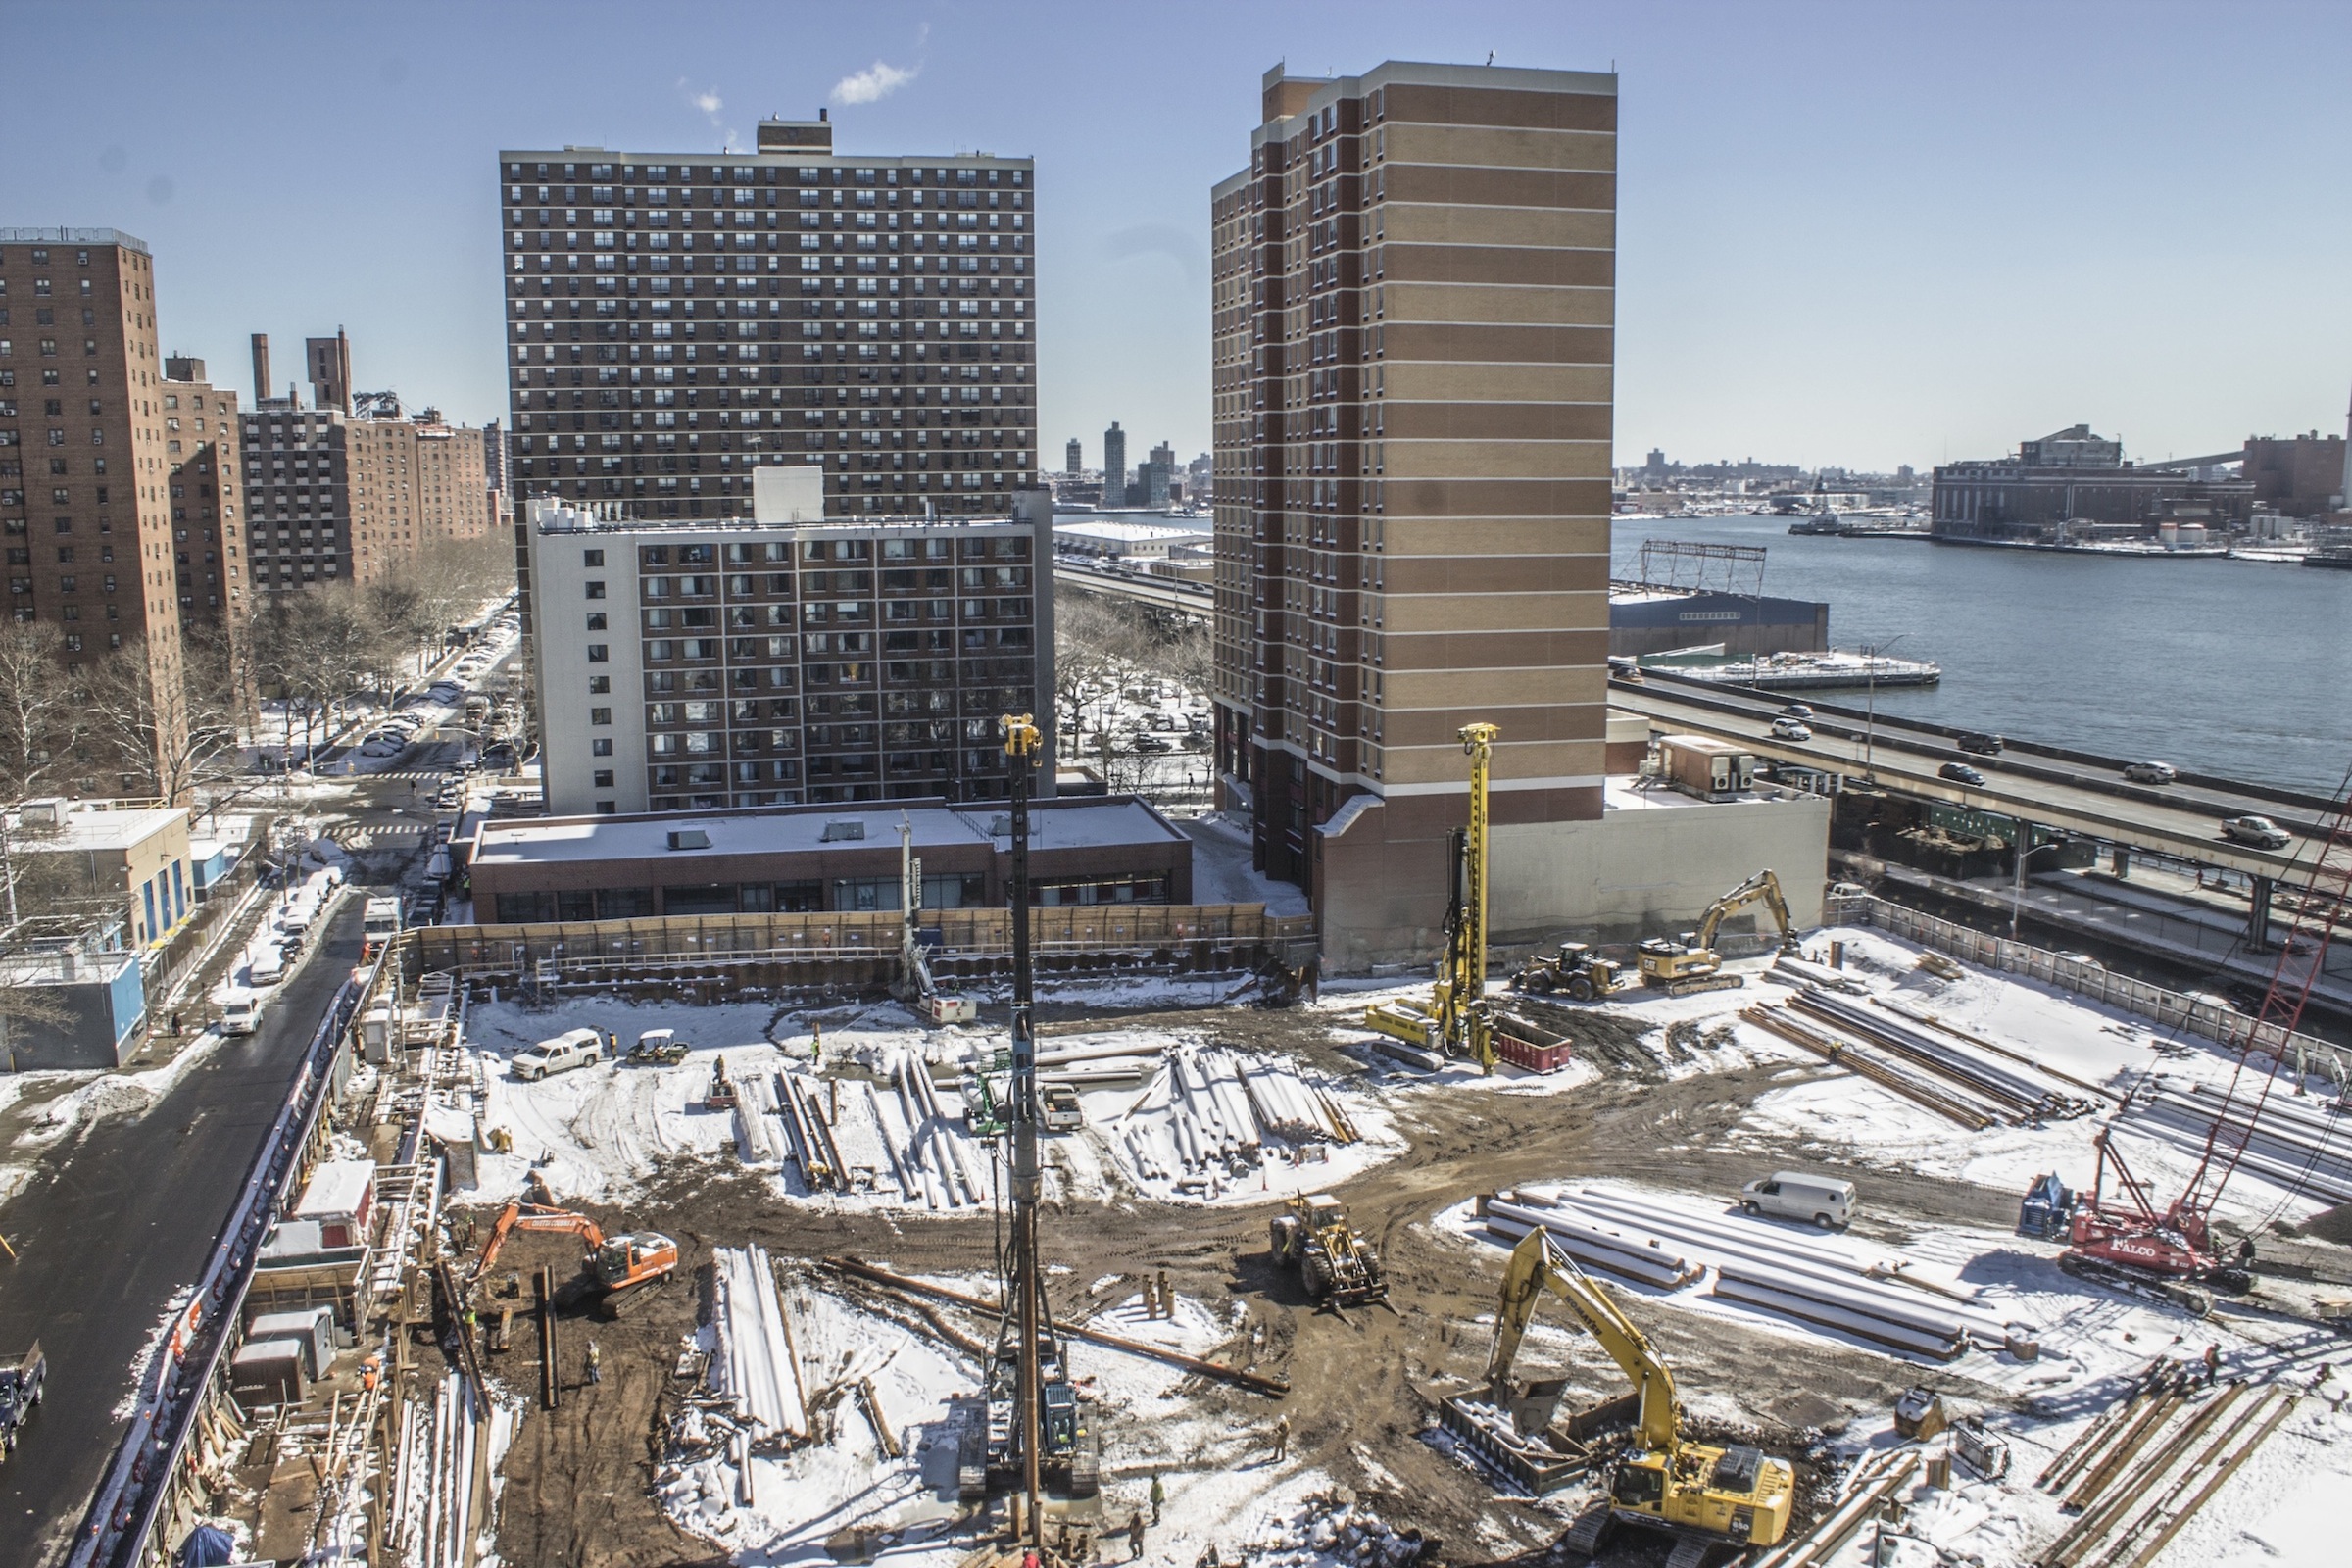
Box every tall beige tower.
[1209,62,1618,966]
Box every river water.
[1609,514,2352,796]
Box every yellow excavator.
[1364,723,1503,1071]
[1485,1228,1794,1563]
[1634,869,1801,997]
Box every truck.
[362,896,404,958]
[0,1344,45,1455]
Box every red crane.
[2064,760,2352,1313]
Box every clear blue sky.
[5,0,2346,472]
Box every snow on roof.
[17,805,187,855]
[1053,519,1200,543]
[473,798,1184,866]
[293,1158,376,1219]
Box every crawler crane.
[1481,1228,1793,1563]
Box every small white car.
[1769,716,1814,741]
[512,1028,604,1082]
[220,997,260,1036]
[248,949,288,987]
[2123,761,2178,785]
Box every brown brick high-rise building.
[159,355,246,660]
[0,228,190,793]
[1210,62,1618,967]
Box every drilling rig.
[955,715,1100,1543]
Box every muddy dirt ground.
[475,1002,2049,1568]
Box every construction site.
[71,723,2352,1568]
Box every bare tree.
[0,619,82,799]
[81,637,239,804]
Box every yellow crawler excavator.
[1484,1228,1794,1564]
[1634,868,1802,997]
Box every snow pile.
[710,1246,808,1441]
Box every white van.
[220,997,261,1036]
[512,1028,604,1082]
[1740,1171,1855,1229]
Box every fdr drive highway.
[1612,673,2336,928]
[0,902,365,1568]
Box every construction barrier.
[1838,895,2338,1071]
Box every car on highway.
[1769,716,1813,741]
[1938,761,1986,786]
[1956,732,2005,756]
[2123,760,2178,785]
[1779,702,1814,719]
[2221,814,2291,850]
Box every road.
[1613,677,2322,881]
[0,906,363,1568]
[1053,561,1211,616]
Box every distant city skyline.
[3,0,2347,471]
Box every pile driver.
[1365,723,1504,1069]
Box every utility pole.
[1001,713,1046,1547]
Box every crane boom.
[1486,1228,1681,1455]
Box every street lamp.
[1862,634,1908,779]
[2011,827,2071,940]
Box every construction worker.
[585,1339,602,1386]
[1128,1510,1147,1561]
[1150,1472,1164,1525]
[1270,1413,1290,1462]
[2203,1344,2223,1386]
[810,1022,824,1067]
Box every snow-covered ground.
[658,1267,1372,1568]
[455,995,1396,1212]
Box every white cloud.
[831,60,917,105]
[694,88,722,116]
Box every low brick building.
[466,794,1192,923]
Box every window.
[585,612,607,630]
[584,579,606,598]
[592,769,615,788]
[583,548,605,565]
[588,674,611,694]
[586,643,609,662]
[590,707,612,725]
[591,738,613,757]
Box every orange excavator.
[472,1200,679,1311]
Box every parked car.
[247,949,288,987]
[1769,716,1813,741]
[1741,1171,1856,1229]
[1938,761,1985,786]
[2222,814,2291,850]
[2123,760,2178,785]
[1131,734,1174,754]
[512,1027,604,1081]
[1956,732,2005,755]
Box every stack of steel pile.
[2118,1080,2352,1204]
[1486,1185,2014,1359]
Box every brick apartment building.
[1209,62,1619,964]
[519,469,1054,818]
[159,356,246,657]
[0,227,192,790]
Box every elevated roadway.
[1054,560,1212,616]
[1610,675,2331,890]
